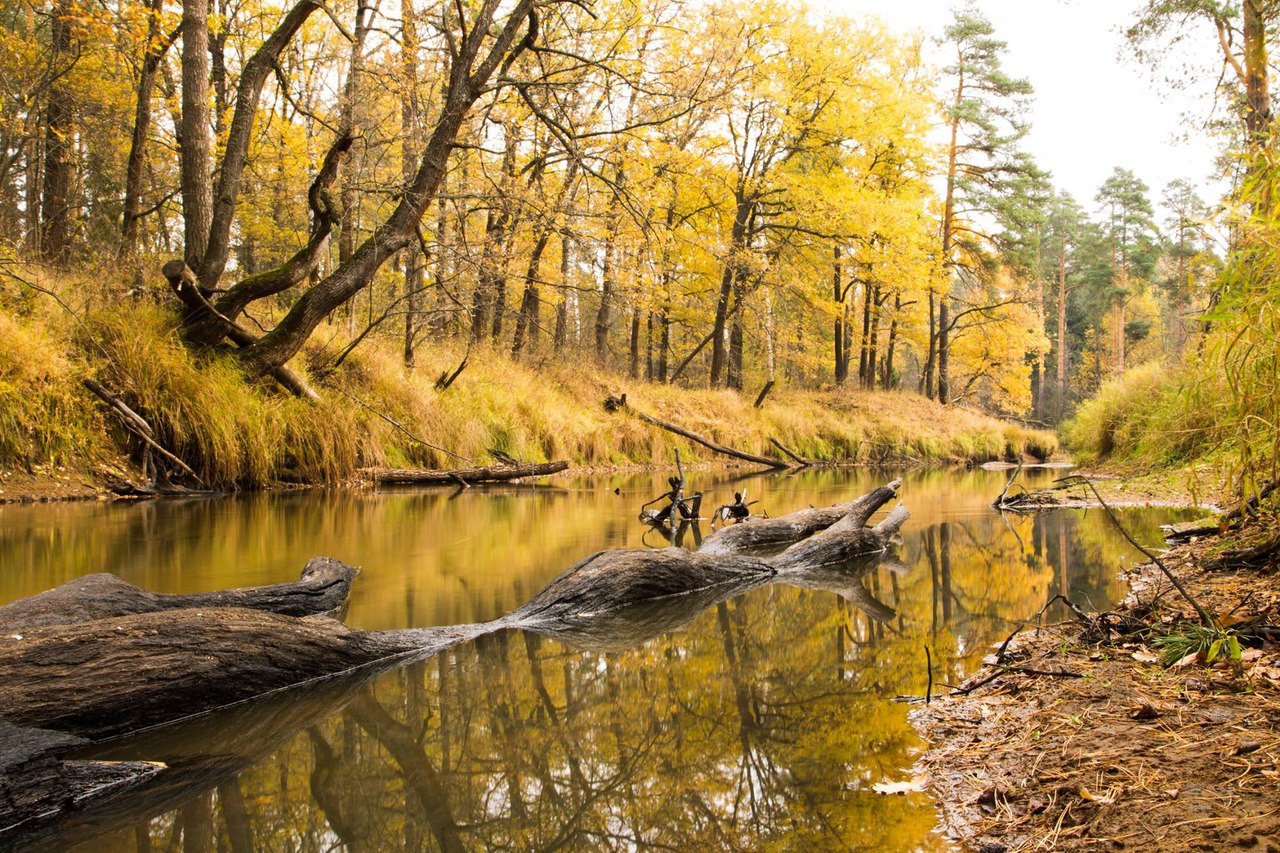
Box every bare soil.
[0,468,105,504]
[913,516,1280,852]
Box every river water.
[0,467,1194,851]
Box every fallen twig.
[951,666,1082,697]
[1057,475,1217,628]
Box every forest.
[4,1,1280,849]
[1,0,1271,495]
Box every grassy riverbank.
[1,284,1055,498]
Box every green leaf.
[1226,635,1242,661]
[1206,638,1222,664]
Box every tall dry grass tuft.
[0,311,107,469]
[86,305,363,488]
[1064,362,1215,465]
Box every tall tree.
[935,6,1038,404]
[1130,1,1273,156]
[39,0,75,261]
[1094,167,1157,374]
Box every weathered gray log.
[0,608,490,741]
[0,558,359,630]
[513,483,910,644]
[3,659,393,850]
[0,480,916,843]
[368,460,569,486]
[698,478,902,556]
[771,504,910,573]
[0,482,909,750]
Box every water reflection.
[0,469,1195,851]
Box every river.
[0,467,1194,851]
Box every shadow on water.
[0,468,1198,851]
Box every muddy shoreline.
[912,517,1280,851]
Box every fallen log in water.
[0,479,907,737]
[0,608,489,741]
[698,478,902,556]
[367,460,569,486]
[509,548,776,631]
[4,658,398,850]
[513,480,909,642]
[0,721,164,841]
[0,557,358,630]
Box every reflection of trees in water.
[908,507,1194,687]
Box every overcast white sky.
[812,0,1230,219]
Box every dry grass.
[0,264,1056,489]
[318,335,1056,472]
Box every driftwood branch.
[611,398,788,469]
[367,461,569,486]
[992,460,1024,509]
[769,437,812,467]
[82,379,203,485]
[1058,475,1217,628]
[753,379,775,408]
[434,353,469,391]
[699,478,901,556]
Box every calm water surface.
[0,467,1194,851]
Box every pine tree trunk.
[179,0,213,273]
[922,290,936,398]
[119,0,167,260]
[400,0,422,368]
[40,0,75,262]
[833,245,846,384]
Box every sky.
[811,0,1230,220]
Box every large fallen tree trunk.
[367,460,569,486]
[0,609,490,741]
[0,480,908,783]
[510,482,909,646]
[4,658,400,850]
[0,557,358,630]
